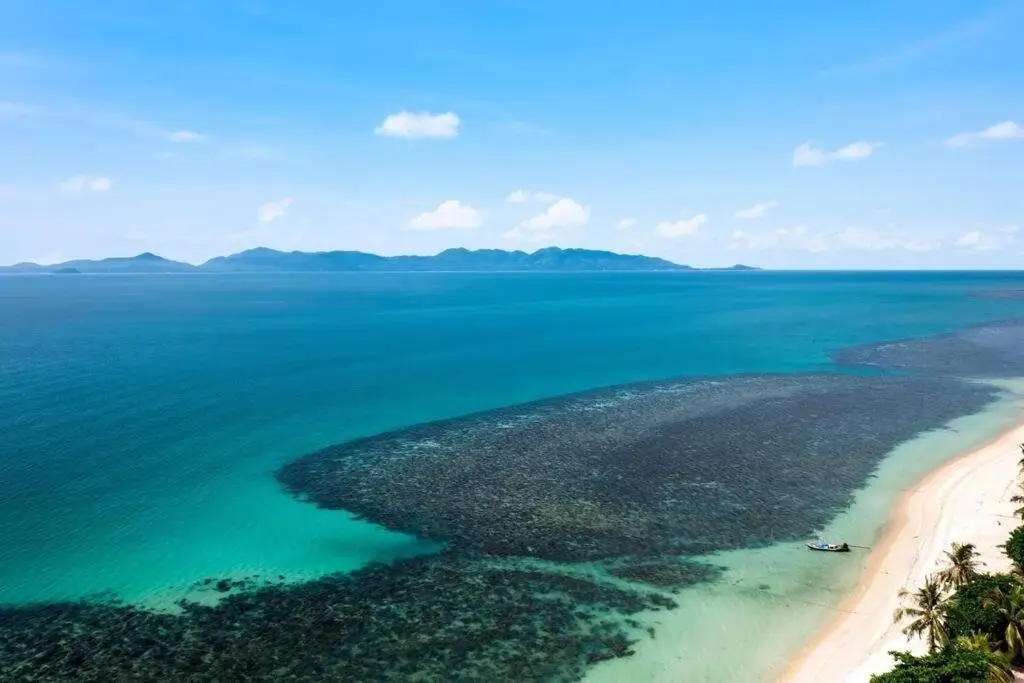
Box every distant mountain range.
[0,247,759,274]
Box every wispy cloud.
[821,7,1009,75]
[0,100,208,143]
[257,197,294,223]
[167,130,207,143]
[655,213,707,238]
[734,200,777,220]
[375,111,460,139]
[59,175,112,193]
[506,189,559,204]
[615,218,636,231]
[793,141,881,167]
[945,121,1024,148]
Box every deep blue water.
[2,271,1024,606]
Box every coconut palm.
[937,542,983,590]
[984,585,1024,660]
[893,576,950,653]
[955,633,1014,683]
[1011,486,1024,520]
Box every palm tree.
[955,633,1013,683]
[893,576,950,653]
[1011,486,1024,520]
[937,542,983,590]
[984,585,1024,660]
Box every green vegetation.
[869,649,992,683]
[1004,526,1024,566]
[893,577,950,653]
[946,574,1016,643]
[875,442,1024,682]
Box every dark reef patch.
[277,374,998,562]
[834,319,1024,377]
[606,559,725,590]
[0,553,672,682]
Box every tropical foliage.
[953,634,1013,683]
[937,543,984,590]
[1005,526,1024,567]
[946,573,1017,643]
[874,443,1024,680]
[868,649,990,683]
[894,576,950,653]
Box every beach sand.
[779,421,1024,683]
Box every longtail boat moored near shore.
[807,541,850,552]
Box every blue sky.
[1,0,1022,268]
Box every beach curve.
[778,420,1024,683]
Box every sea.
[2,271,1024,682]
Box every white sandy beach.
[779,421,1024,683]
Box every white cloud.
[655,213,707,238]
[945,121,1024,148]
[59,175,113,193]
[1000,225,1020,234]
[729,228,779,251]
[504,197,589,241]
[615,218,637,231]
[506,189,559,204]
[407,200,483,230]
[375,111,460,139]
[166,129,207,143]
[775,225,809,236]
[521,198,589,231]
[734,200,777,220]
[257,197,294,223]
[793,141,881,167]
[954,231,982,247]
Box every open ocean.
[2,271,1024,682]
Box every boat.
[806,541,850,552]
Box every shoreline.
[778,419,1024,682]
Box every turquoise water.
[2,271,1024,677]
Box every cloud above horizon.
[734,201,777,220]
[58,174,112,193]
[792,141,881,167]
[375,111,460,139]
[506,189,559,204]
[257,197,294,223]
[408,200,483,230]
[945,121,1024,148]
[655,213,707,238]
[504,197,589,242]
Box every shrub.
[869,649,988,682]
[1004,526,1024,567]
[945,573,1017,643]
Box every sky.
[1,0,1022,269]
